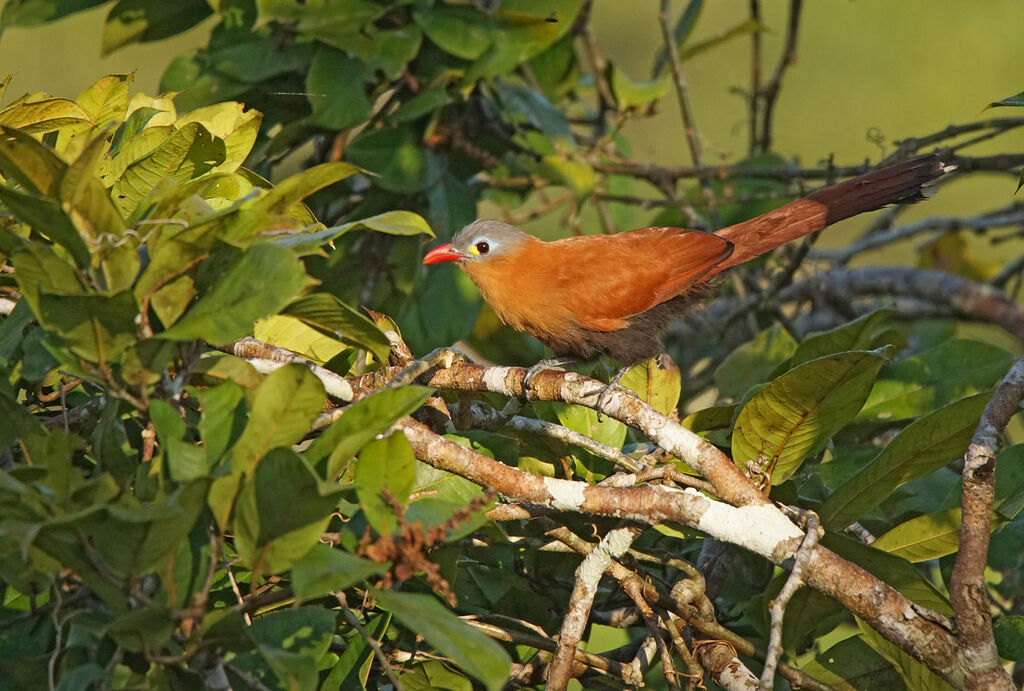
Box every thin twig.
[658,0,720,227]
[761,510,821,690]
[336,592,405,691]
[748,0,762,155]
[757,0,803,153]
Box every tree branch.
[950,357,1024,690]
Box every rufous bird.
[423,155,948,385]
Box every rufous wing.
[546,228,733,332]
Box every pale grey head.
[451,220,530,261]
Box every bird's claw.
[520,357,575,400]
[595,366,631,422]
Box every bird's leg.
[595,365,631,422]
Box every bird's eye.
[474,241,490,255]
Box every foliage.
[1,0,1024,689]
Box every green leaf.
[0,98,92,134]
[37,289,139,362]
[620,355,681,416]
[0,124,66,195]
[0,185,91,269]
[873,507,1005,562]
[651,0,703,75]
[111,121,225,216]
[81,480,208,578]
[714,323,797,400]
[858,619,954,690]
[305,385,434,479]
[609,65,670,111]
[987,90,1024,109]
[994,615,1024,661]
[196,380,246,467]
[175,101,262,174]
[1,0,108,28]
[240,161,362,226]
[306,45,372,131]
[355,433,418,534]
[493,78,573,144]
[291,543,388,600]
[414,6,492,60]
[160,243,310,344]
[787,309,894,370]
[102,0,212,55]
[345,124,444,193]
[282,292,391,366]
[801,635,903,690]
[249,607,336,691]
[209,364,326,525]
[731,349,887,485]
[857,339,1012,423]
[373,589,511,691]
[819,392,991,528]
[332,210,436,238]
[995,444,1024,519]
[234,448,344,574]
[325,612,390,689]
[107,605,175,653]
[533,154,596,199]
[678,17,764,62]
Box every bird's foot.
[521,357,577,397]
[595,366,631,422]
[489,358,575,429]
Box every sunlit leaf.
[732,349,887,485]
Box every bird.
[423,154,949,394]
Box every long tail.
[711,154,949,273]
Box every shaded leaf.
[374,589,511,691]
[355,433,417,534]
[102,0,212,55]
[161,243,310,344]
[820,392,990,529]
[291,543,388,600]
[994,615,1024,662]
[305,385,433,480]
[715,323,796,400]
[234,448,344,574]
[857,339,1012,423]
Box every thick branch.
[547,525,640,690]
[422,362,766,507]
[950,357,1024,690]
[395,416,962,684]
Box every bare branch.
[760,511,821,690]
[950,357,1024,691]
[395,414,962,684]
[547,525,641,689]
[809,202,1024,264]
[659,0,719,227]
[756,0,803,152]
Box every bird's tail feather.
[711,154,948,272]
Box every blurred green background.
[2,0,1022,259]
